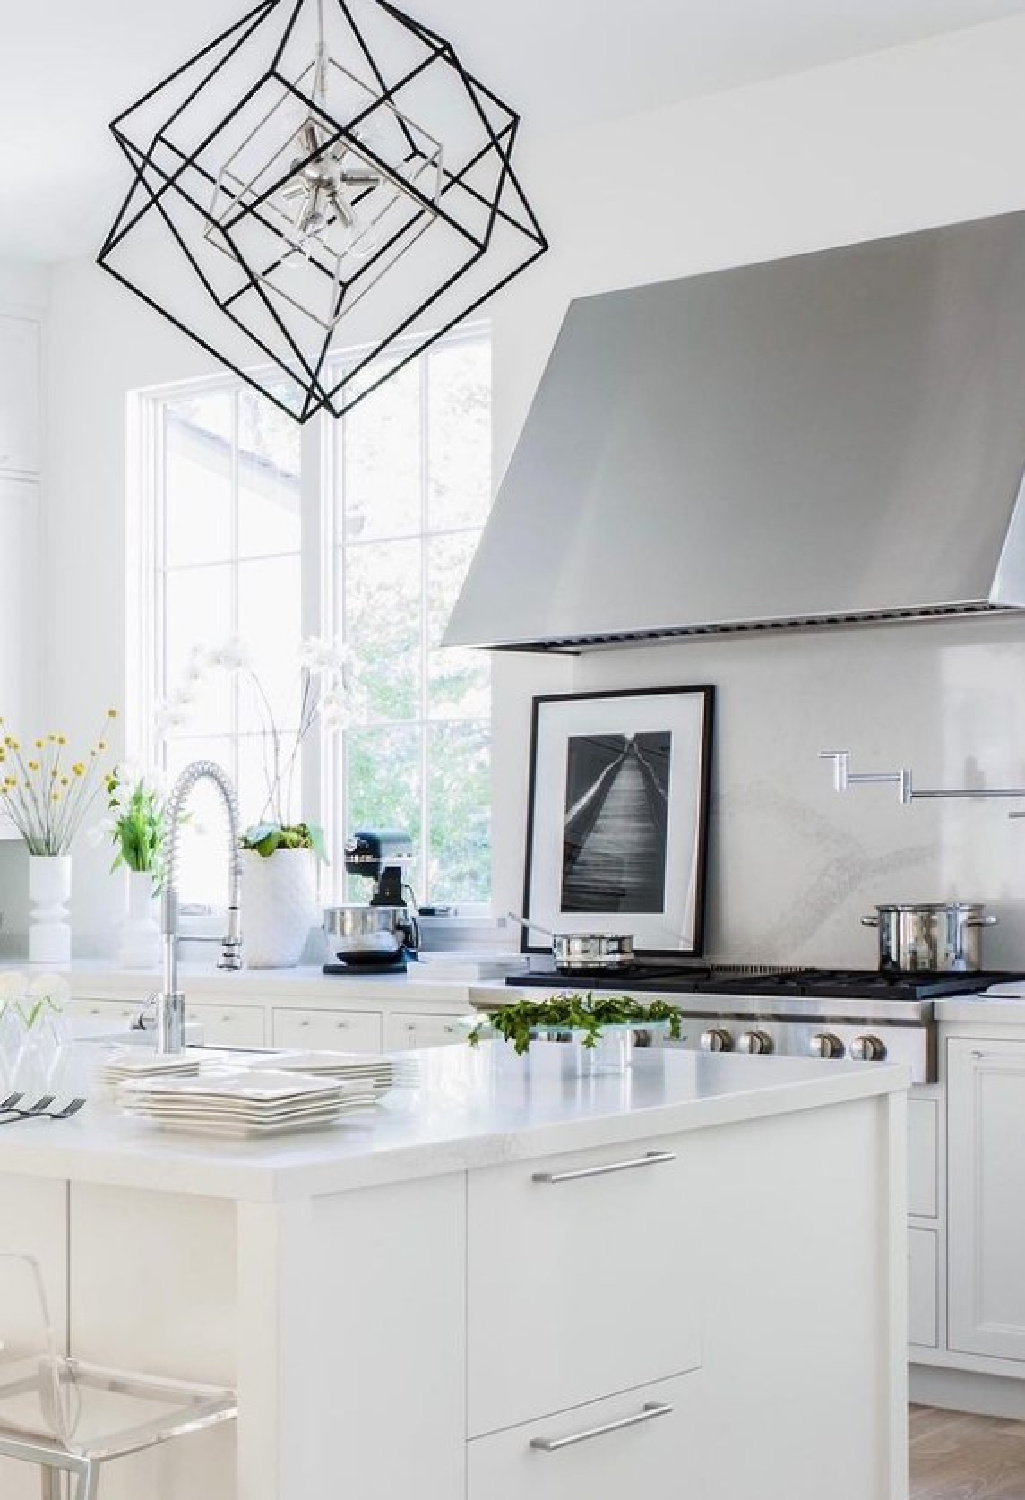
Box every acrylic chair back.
[0,1253,72,1451]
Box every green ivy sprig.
[468,993,683,1055]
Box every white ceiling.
[2,0,1024,262]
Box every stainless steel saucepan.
[861,902,996,973]
[508,913,636,974]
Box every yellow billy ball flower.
[51,790,61,803]
[60,776,69,787]
[72,763,84,777]
[97,741,108,752]
[27,761,39,772]
[56,735,67,746]
[107,709,117,719]
[34,739,43,749]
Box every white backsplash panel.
[570,614,1025,970]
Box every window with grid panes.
[146,327,491,910]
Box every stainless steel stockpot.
[861,902,996,972]
[323,904,420,961]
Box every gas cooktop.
[508,965,1024,1000]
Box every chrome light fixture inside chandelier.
[97,0,547,422]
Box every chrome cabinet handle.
[530,1401,673,1452]
[532,1149,676,1184]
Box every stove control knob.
[810,1032,844,1059]
[851,1034,887,1062]
[736,1029,773,1055]
[700,1027,733,1053]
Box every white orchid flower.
[85,816,116,850]
[210,636,253,673]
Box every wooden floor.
[912,1405,1025,1498]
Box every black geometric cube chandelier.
[97,0,548,422]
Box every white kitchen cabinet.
[68,997,144,1025]
[948,1037,1025,1360]
[384,1010,466,1050]
[909,1227,938,1349]
[908,1093,939,1219]
[467,1135,700,1436]
[272,1004,383,1052]
[0,315,40,475]
[189,1001,265,1048]
[467,1371,705,1500]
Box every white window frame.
[128,323,493,914]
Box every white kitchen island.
[0,1044,909,1500]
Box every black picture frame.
[521,685,714,959]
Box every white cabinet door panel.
[468,1372,705,1500]
[909,1227,938,1349]
[384,1010,465,1050]
[189,1001,265,1048]
[468,1135,699,1436]
[0,315,40,474]
[908,1093,938,1219]
[948,1038,1025,1360]
[272,1005,383,1052]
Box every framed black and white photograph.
[522,685,714,957]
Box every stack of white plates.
[100,1048,202,1088]
[268,1050,419,1093]
[120,1069,377,1139]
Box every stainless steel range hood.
[445,211,1025,652]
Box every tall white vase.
[241,848,317,969]
[28,855,72,967]
[116,870,162,970]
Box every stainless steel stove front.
[665,1010,932,1084]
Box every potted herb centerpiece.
[468,992,684,1076]
[101,765,168,969]
[159,637,350,968]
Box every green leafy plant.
[468,993,684,1055]
[105,766,167,886]
[241,821,327,861]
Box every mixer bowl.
[323,905,416,961]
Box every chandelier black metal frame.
[97,0,548,422]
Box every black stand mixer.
[322,831,420,973]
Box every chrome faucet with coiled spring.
[156,760,243,1054]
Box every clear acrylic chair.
[0,1253,236,1499]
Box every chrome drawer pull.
[530,1401,673,1452]
[532,1150,676,1184]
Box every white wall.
[0,259,48,946]
[27,12,1025,963]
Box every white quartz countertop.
[935,981,1025,1025]
[0,1045,908,1203]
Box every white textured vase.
[28,855,72,967]
[241,848,316,969]
[116,870,162,970]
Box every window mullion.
[419,351,430,906]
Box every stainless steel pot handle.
[965,915,998,927]
[860,916,880,928]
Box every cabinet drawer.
[467,1137,699,1436]
[189,1002,265,1048]
[68,999,142,1024]
[385,1011,465,1050]
[272,1006,383,1053]
[908,1094,938,1219]
[468,1371,704,1500]
[909,1227,938,1349]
